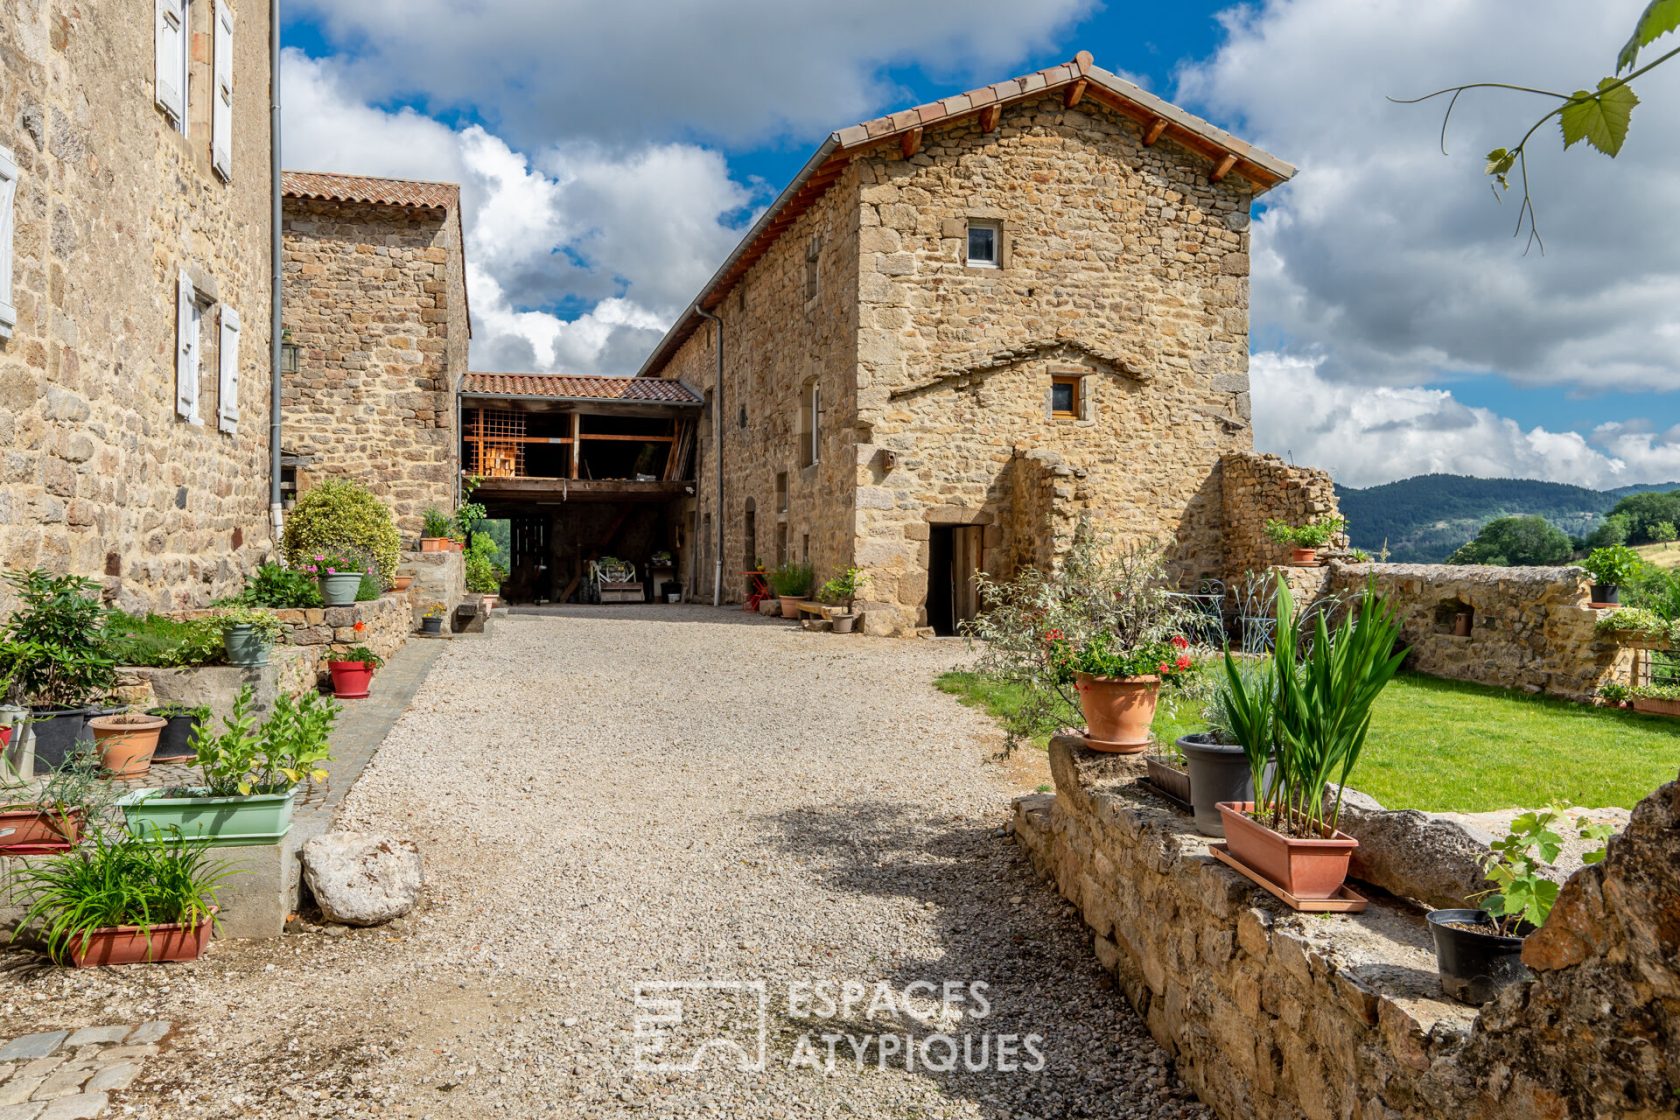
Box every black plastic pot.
[27,705,102,770]
[1591,583,1620,606]
[421,616,444,635]
[148,709,202,762]
[1427,909,1532,1005]
[1178,733,1256,838]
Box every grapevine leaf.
[1558,79,1640,156]
[1619,0,1680,72]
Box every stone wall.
[993,448,1091,583]
[655,165,863,606]
[1015,735,1680,1120]
[281,196,465,540]
[1219,451,1345,583]
[1326,562,1630,700]
[174,593,412,684]
[0,0,276,611]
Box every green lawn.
[936,670,1680,813]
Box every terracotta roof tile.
[462,373,701,404]
[281,170,459,211]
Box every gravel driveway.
[0,606,1210,1119]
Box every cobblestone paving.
[0,1023,169,1119]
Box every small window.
[775,472,788,513]
[799,378,821,468]
[1051,375,1081,419]
[805,235,822,301]
[776,523,788,568]
[966,221,1000,268]
[155,0,190,132]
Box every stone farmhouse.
[0,0,277,609]
[634,52,1296,634]
[280,171,470,537]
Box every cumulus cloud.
[1252,353,1680,489]
[282,51,754,372]
[1179,0,1680,396]
[285,0,1093,148]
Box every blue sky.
[277,1,1680,488]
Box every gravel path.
[0,606,1210,1119]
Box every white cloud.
[285,0,1094,148]
[281,51,754,373]
[1252,353,1680,489]
[1179,0,1680,395]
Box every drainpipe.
[267,0,284,549]
[695,307,724,606]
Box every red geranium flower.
[1171,635,1189,650]
[353,620,366,632]
[1157,662,1171,674]
[1176,654,1192,671]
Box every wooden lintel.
[1063,79,1088,109]
[1210,153,1238,183]
[1142,117,1167,146]
[979,104,1001,133]
[900,127,923,159]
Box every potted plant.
[1175,670,1265,837]
[217,605,284,668]
[1217,577,1406,901]
[327,645,383,700]
[420,603,448,636]
[420,507,453,552]
[0,752,104,851]
[1427,809,1613,1004]
[769,562,815,619]
[1629,683,1680,717]
[464,534,506,608]
[11,829,228,966]
[0,571,119,771]
[1264,517,1346,566]
[392,574,415,593]
[117,685,335,846]
[817,567,869,634]
[228,562,323,609]
[88,705,168,777]
[148,703,209,763]
[300,550,374,607]
[1054,630,1196,752]
[1582,544,1640,607]
[281,479,402,588]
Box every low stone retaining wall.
[115,647,317,724]
[1015,734,1680,1120]
[173,593,413,685]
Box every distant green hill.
[1335,474,1680,563]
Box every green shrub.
[105,613,223,668]
[421,508,453,538]
[186,685,335,797]
[464,535,506,594]
[0,570,115,708]
[1582,545,1642,586]
[768,562,814,598]
[281,480,400,586]
[817,566,868,607]
[213,605,284,642]
[1264,517,1346,549]
[230,563,322,609]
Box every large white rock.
[300,832,422,926]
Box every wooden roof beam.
[1210,153,1237,184]
[900,126,923,159]
[979,104,1001,132]
[1063,79,1088,109]
[1142,117,1167,146]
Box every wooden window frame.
[1050,375,1082,420]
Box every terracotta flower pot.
[328,660,374,700]
[779,596,805,620]
[1074,673,1160,752]
[66,907,216,967]
[1217,801,1358,900]
[392,575,414,592]
[1632,695,1680,718]
[420,537,450,553]
[481,594,498,611]
[0,807,83,849]
[88,714,167,777]
[1291,547,1318,566]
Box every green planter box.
[116,787,296,847]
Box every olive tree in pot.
[1217,576,1406,902]
[770,562,814,620]
[1427,808,1614,1005]
[1581,544,1640,607]
[818,567,869,633]
[966,530,1200,753]
[0,570,118,770]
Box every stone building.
[637,52,1295,634]
[0,0,276,608]
[281,172,469,539]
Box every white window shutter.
[176,272,199,422]
[218,305,240,433]
[0,145,16,340]
[212,2,234,179]
[155,0,187,126]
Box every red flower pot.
[1217,801,1358,900]
[420,538,450,553]
[67,908,216,967]
[1074,673,1160,752]
[328,660,374,699]
[1291,547,1318,566]
[0,808,83,850]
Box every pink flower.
[326,567,337,575]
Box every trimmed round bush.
[281,480,400,586]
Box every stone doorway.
[927,524,984,636]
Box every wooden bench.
[795,600,830,619]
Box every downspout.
[695,307,724,606]
[267,0,284,548]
